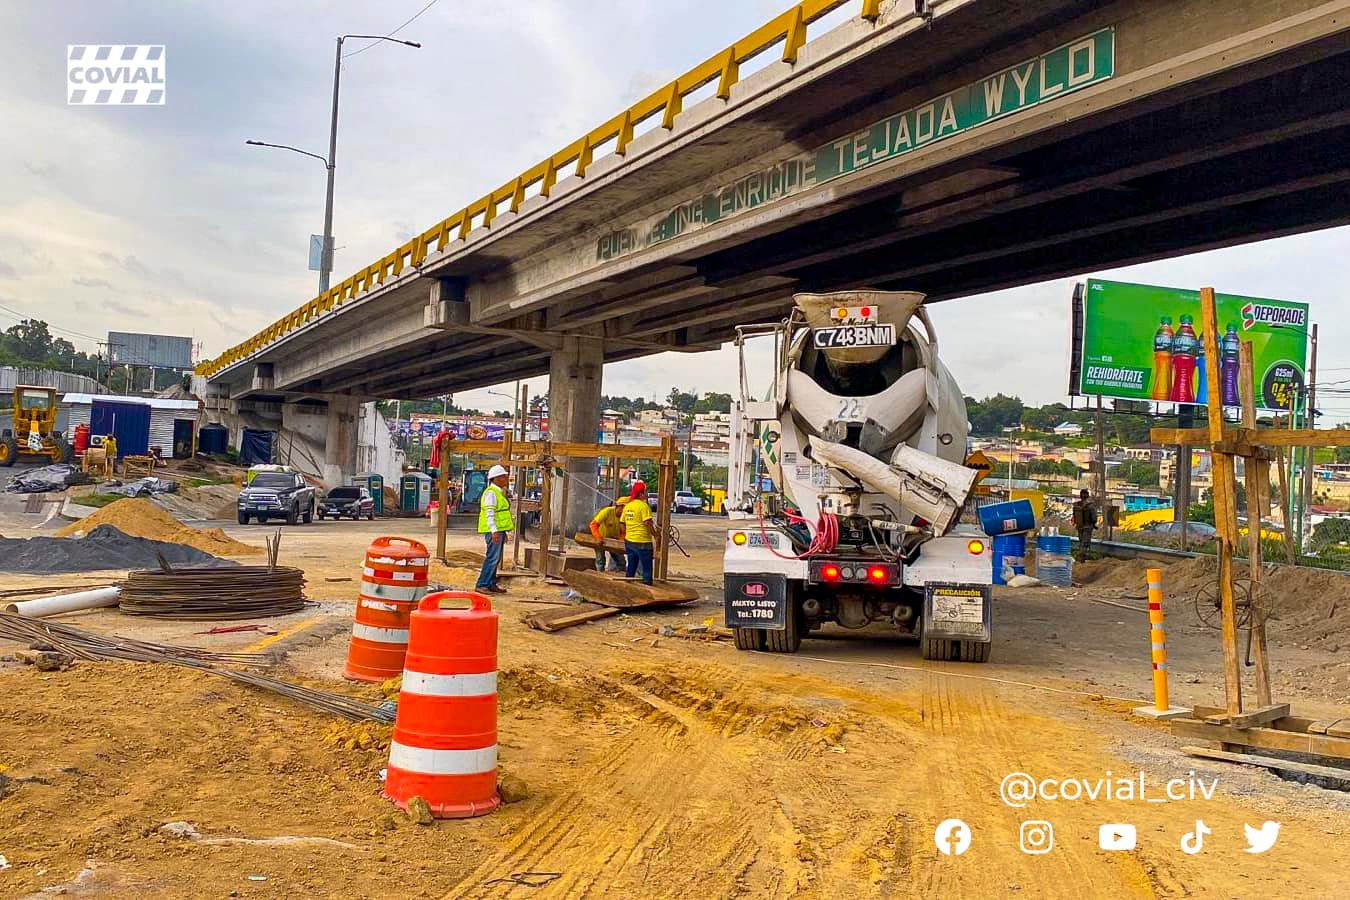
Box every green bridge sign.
[597,28,1115,262]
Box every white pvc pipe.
[4,586,121,617]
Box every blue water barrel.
[1034,534,1074,587]
[977,500,1035,536]
[992,533,1027,585]
[1035,534,1072,554]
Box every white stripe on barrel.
[351,623,410,644]
[363,567,420,582]
[360,583,427,601]
[388,741,497,775]
[400,669,497,698]
[368,555,429,568]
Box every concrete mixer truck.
[723,291,993,662]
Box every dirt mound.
[55,498,259,557]
[1080,555,1350,650]
[0,525,234,574]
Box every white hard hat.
[487,464,508,480]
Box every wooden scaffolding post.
[436,433,450,562]
[538,451,553,564]
[1200,288,1243,716]
[556,468,570,555]
[1238,342,1273,707]
[657,434,677,581]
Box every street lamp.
[247,33,420,294]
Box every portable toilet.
[401,472,432,514]
[352,473,385,515]
[461,468,488,513]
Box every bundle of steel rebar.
[0,611,393,723]
[118,566,308,619]
[0,612,273,665]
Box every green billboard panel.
[1078,279,1308,412]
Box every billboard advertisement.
[107,332,194,369]
[1075,279,1308,411]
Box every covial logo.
[933,819,971,856]
[68,46,165,105]
[1240,302,1305,331]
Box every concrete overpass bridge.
[197,0,1350,524]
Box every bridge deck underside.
[229,14,1350,400]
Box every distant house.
[1053,421,1084,436]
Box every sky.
[1,1,1347,422]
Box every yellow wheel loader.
[0,385,72,466]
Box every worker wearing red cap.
[619,479,654,584]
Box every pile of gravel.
[0,525,236,574]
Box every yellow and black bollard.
[1133,567,1190,720]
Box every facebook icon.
[934,819,972,856]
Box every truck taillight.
[967,539,986,555]
[821,564,841,582]
[867,566,887,583]
[731,531,748,546]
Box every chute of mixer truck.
[723,291,993,661]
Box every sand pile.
[56,498,260,557]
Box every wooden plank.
[436,435,450,562]
[561,569,698,609]
[1170,718,1350,760]
[1201,288,1243,718]
[573,532,626,553]
[1274,448,1296,564]
[441,438,676,462]
[1149,426,1350,448]
[1238,341,1273,707]
[1204,703,1290,729]
[523,602,618,632]
[1180,745,1350,783]
[1307,718,1350,736]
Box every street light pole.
[250,34,419,294]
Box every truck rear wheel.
[763,600,802,654]
[733,627,765,651]
[921,637,991,663]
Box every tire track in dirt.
[447,664,854,898]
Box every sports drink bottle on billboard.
[1150,317,1173,400]
[1168,315,1198,404]
[1220,323,1241,406]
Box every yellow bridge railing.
[197,0,883,377]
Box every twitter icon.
[1244,821,1281,854]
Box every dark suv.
[237,471,316,525]
[318,486,375,521]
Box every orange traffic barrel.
[383,591,500,819]
[343,537,430,683]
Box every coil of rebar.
[118,566,308,619]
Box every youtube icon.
[1099,824,1137,851]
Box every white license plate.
[812,324,896,349]
[747,532,780,548]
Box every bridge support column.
[323,395,361,489]
[548,335,603,537]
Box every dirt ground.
[2,514,1349,898]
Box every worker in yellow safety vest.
[476,465,514,594]
[589,495,629,572]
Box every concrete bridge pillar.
[548,335,603,536]
[323,394,362,489]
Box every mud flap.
[724,574,788,630]
[922,582,992,643]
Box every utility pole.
[1095,394,1109,539]
[1299,323,1318,548]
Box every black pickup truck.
[237,470,316,525]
